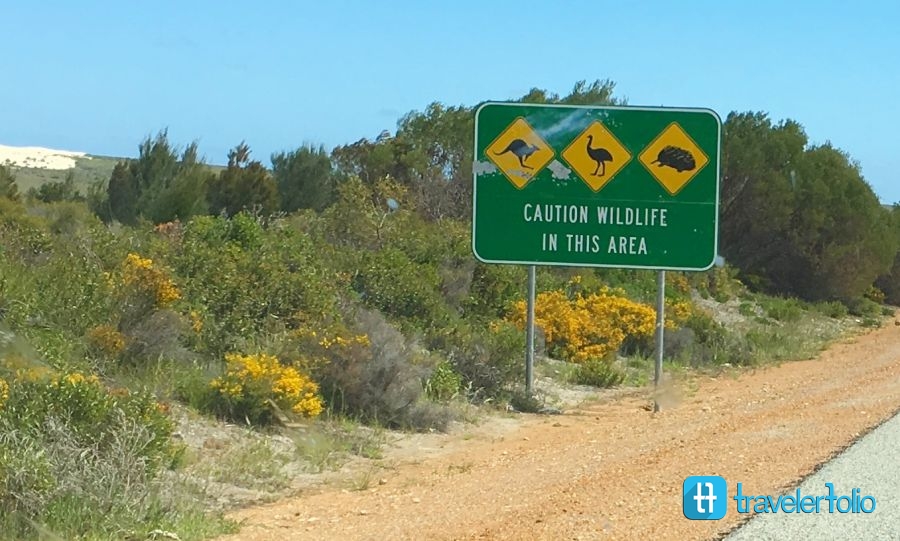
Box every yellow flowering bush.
[666,299,694,328]
[209,353,323,425]
[666,273,691,294]
[86,324,127,357]
[13,366,54,382]
[507,288,657,362]
[287,317,371,374]
[120,252,181,308]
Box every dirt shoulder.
[217,323,900,541]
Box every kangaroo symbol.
[493,139,540,169]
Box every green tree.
[719,112,806,290]
[331,79,625,220]
[272,144,336,212]
[875,205,900,304]
[106,160,139,224]
[0,163,19,200]
[787,144,896,300]
[29,170,83,203]
[142,142,212,223]
[521,79,625,106]
[331,131,414,186]
[207,142,279,216]
[104,130,210,224]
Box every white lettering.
[595,206,668,227]
[567,234,603,253]
[607,236,649,255]
[523,204,590,224]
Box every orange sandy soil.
[217,324,900,540]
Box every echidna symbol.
[652,145,696,172]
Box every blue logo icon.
[683,475,727,520]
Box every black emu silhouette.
[586,135,613,176]
[493,139,540,169]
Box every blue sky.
[2,1,899,202]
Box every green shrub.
[464,263,526,321]
[351,247,448,327]
[1,373,176,472]
[846,297,882,319]
[864,285,886,304]
[813,300,849,318]
[572,356,625,388]
[431,320,524,400]
[759,296,806,322]
[508,389,544,413]
[173,214,339,355]
[861,317,882,328]
[738,302,757,317]
[318,309,455,432]
[425,361,462,402]
[0,370,188,539]
[672,310,758,367]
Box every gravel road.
[724,411,900,541]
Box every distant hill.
[0,144,223,195]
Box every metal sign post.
[654,270,666,412]
[525,265,536,395]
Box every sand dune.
[0,144,89,170]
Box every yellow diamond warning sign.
[639,122,709,195]
[484,117,554,189]
[561,121,632,192]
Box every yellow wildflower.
[189,311,203,333]
[0,378,9,410]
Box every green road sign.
[473,102,721,271]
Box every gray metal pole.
[526,265,536,395]
[654,270,666,413]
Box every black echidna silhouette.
[652,145,696,172]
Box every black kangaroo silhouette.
[493,139,540,169]
[586,135,614,176]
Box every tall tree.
[787,144,896,300]
[719,112,806,289]
[106,160,139,224]
[104,130,210,224]
[207,142,279,216]
[331,79,626,220]
[0,163,19,201]
[272,144,336,213]
[875,205,900,304]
